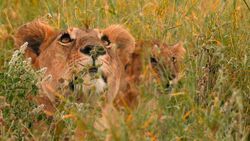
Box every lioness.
[14,20,135,111]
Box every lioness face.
[15,20,135,102]
[38,28,113,93]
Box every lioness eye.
[59,33,73,43]
[101,35,111,46]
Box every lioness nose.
[80,45,106,57]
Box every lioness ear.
[14,20,55,60]
[101,25,135,66]
[171,42,186,60]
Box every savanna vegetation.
[0,0,249,140]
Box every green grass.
[0,0,249,140]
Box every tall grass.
[0,0,249,140]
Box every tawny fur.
[15,20,57,67]
[102,25,135,67]
[126,41,186,84]
[14,20,135,111]
[116,40,186,107]
[14,20,185,110]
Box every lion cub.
[116,40,186,107]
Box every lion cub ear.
[171,42,186,60]
[14,20,55,61]
[101,25,135,66]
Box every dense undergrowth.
[0,0,249,140]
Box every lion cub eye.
[172,56,177,63]
[150,57,158,66]
[59,33,73,45]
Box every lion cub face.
[126,41,185,93]
[15,20,135,102]
[150,42,186,85]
